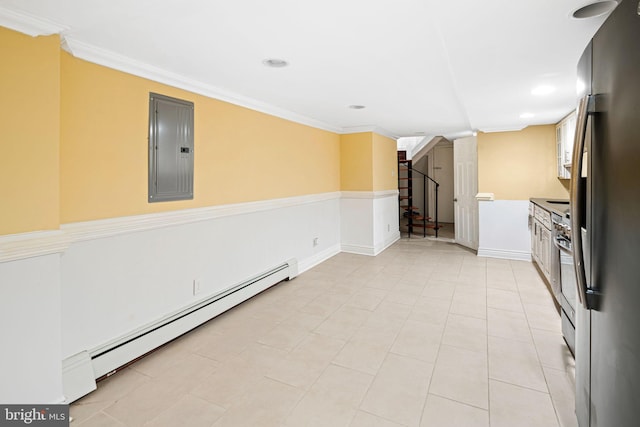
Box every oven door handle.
[553,235,573,255]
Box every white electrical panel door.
[148,93,194,202]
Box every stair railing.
[398,164,440,239]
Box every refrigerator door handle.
[570,95,601,310]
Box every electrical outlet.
[387,223,390,232]
[193,279,201,296]
[313,237,319,247]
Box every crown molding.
[0,6,68,36]
[62,37,345,134]
[478,125,527,134]
[1,13,397,137]
[341,125,398,140]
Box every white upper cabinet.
[556,111,577,179]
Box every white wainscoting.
[477,199,532,261]
[60,193,342,360]
[0,192,342,403]
[341,190,400,256]
[0,253,64,404]
[0,190,403,403]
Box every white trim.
[62,352,96,403]
[0,6,68,36]
[341,125,398,140]
[0,230,69,263]
[61,37,345,134]
[341,190,399,200]
[341,243,376,256]
[374,232,401,255]
[1,191,398,261]
[475,192,495,201]
[63,192,342,243]
[477,248,531,261]
[1,23,398,137]
[478,126,526,133]
[297,244,341,274]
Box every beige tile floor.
[71,238,577,427]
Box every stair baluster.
[397,152,440,238]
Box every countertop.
[530,198,570,218]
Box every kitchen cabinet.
[530,203,553,283]
[530,198,570,308]
[556,111,576,179]
[539,223,551,278]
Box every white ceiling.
[0,0,614,139]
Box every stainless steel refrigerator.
[572,1,640,426]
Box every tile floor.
[71,238,577,427]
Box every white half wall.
[60,193,342,360]
[0,192,344,404]
[477,199,531,261]
[0,252,64,404]
[341,191,400,256]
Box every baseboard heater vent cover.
[63,259,297,403]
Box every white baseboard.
[62,351,96,403]
[297,244,341,274]
[341,244,376,256]
[374,232,401,255]
[341,230,399,257]
[477,247,532,261]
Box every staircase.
[397,151,440,238]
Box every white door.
[454,136,479,250]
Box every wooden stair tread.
[411,223,438,229]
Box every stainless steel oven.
[552,211,577,355]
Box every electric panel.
[148,93,194,202]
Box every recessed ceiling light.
[520,112,535,119]
[262,58,288,68]
[572,1,618,19]
[531,85,556,96]
[348,105,366,110]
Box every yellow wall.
[2,26,399,231]
[340,133,373,191]
[478,125,569,200]
[340,132,398,192]
[60,53,341,223]
[372,133,398,191]
[0,28,60,235]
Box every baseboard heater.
[63,259,298,403]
